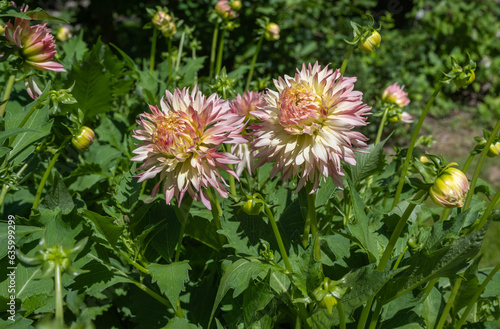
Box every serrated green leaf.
[26,8,68,22]
[291,243,322,295]
[164,317,201,329]
[380,227,487,303]
[148,261,191,308]
[114,166,141,212]
[346,139,388,188]
[421,286,441,329]
[40,171,74,215]
[208,258,273,328]
[242,277,275,328]
[0,128,41,144]
[95,115,123,150]
[80,210,124,248]
[21,293,51,317]
[69,53,114,120]
[345,176,378,262]
[315,178,337,207]
[62,30,88,67]
[0,224,43,260]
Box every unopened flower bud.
[388,113,401,123]
[152,11,171,28]
[359,30,381,53]
[226,21,236,31]
[215,0,236,20]
[264,22,280,41]
[242,195,263,216]
[72,126,95,151]
[487,141,500,157]
[382,83,410,107]
[159,21,177,38]
[56,26,72,42]
[451,68,475,89]
[231,0,242,11]
[0,24,5,36]
[316,291,337,315]
[430,165,469,208]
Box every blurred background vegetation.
[23,0,500,263]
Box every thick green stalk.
[462,154,475,174]
[173,198,192,262]
[339,45,354,76]
[367,302,383,329]
[174,214,187,263]
[32,151,61,211]
[392,83,443,208]
[264,204,293,273]
[0,74,16,117]
[206,188,226,247]
[357,299,373,329]
[379,190,426,271]
[338,300,346,329]
[306,182,320,262]
[149,28,158,73]
[209,22,220,80]
[54,264,64,327]
[192,47,198,85]
[435,278,462,329]
[215,27,226,78]
[455,263,500,329]
[374,108,389,146]
[167,38,173,87]
[175,29,186,72]
[476,189,500,232]
[463,118,500,210]
[245,35,264,90]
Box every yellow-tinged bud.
[0,24,5,36]
[242,195,263,215]
[388,113,401,123]
[451,68,475,89]
[359,30,381,53]
[318,293,337,314]
[56,26,72,42]
[152,11,171,28]
[487,141,500,157]
[72,126,95,151]
[231,0,242,11]
[430,165,469,208]
[264,22,280,41]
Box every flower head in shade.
[4,6,65,98]
[250,62,371,192]
[215,0,237,20]
[132,87,247,209]
[429,164,469,208]
[382,83,410,108]
[229,91,266,177]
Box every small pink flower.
[132,87,247,209]
[250,62,371,193]
[400,111,414,123]
[215,0,237,19]
[382,83,410,107]
[229,91,266,177]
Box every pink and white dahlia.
[229,91,266,177]
[382,83,410,108]
[251,62,371,192]
[132,87,247,209]
[4,7,65,98]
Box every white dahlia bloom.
[250,62,371,193]
[132,87,247,209]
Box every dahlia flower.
[229,91,266,177]
[132,87,247,209]
[4,7,65,98]
[382,83,410,108]
[251,62,371,192]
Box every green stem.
[209,22,220,80]
[423,278,439,300]
[338,300,346,329]
[455,263,500,329]
[215,27,226,78]
[264,204,293,273]
[149,28,158,73]
[0,162,30,209]
[476,189,500,232]
[175,29,186,72]
[245,35,264,90]
[206,188,226,246]
[435,277,462,329]
[54,264,64,327]
[392,83,443,208]
[367,301,382,329]
[357,299,374,329]
[117,249,149,274]
[462,154,475,174]
[374,108,389,146]
[379,190,426,271]
[167,38,173,87]
[224,144,237,197]
[306,182,320,262]
[172,198,192,262]
[463,118,500,210]
[0,74,16,117]
[192,47,198,85]
[339,45,354,76]
[32,141,68,212]
[175,218,187,263]
[392,246,408,270]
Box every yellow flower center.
[278,81,325,135]
[153,113,197,160]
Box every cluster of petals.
[382,82,410,108]
[430,166,469,208]
[132,87,247,209]
[4,5,65,98]
[250,62,371,193]
[229,91,266,176]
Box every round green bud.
[359,30,381,53]
[72,126,95,151]
[487,141,500,157]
